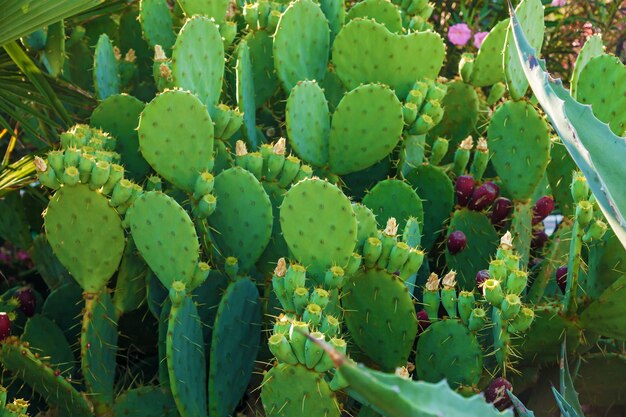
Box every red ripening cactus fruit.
[485,377,513,411]
[531,229,548,249]
[556,265,568,293]
[532,196,555,225]
[468,181,499,211]
[455,175,475,207]
[0,312,10,340]
[491,197,513,225]
[476,269,490,289]
[416,309,431,334]
[15,287,36,317]
[447,231,467,254]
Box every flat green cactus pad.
[488,100,551,201]
[273,0,330,91]
[286,80,330,167]
[445,209,499,290]
[127,191,200,289]
[137,89,214,192]
[353,203,378,251]
[280,178,357,278]
[342,269,417,371]
[429,80,479,149]
[172,16,224,109]
[246,30,278,108]
[468,19,508,87]
[415,319,483,388]
[43,21,65,77]
[113,237,148,316]
[81,291,118,413]
[570,34,604,99]
[332,19,445,98]
[22,315,75,374]
[93,34,120,100]
[362,179,424,231]
[319,0,344,45]
[209,167,273,272]
[176,0,229,22]
[261,363,340,417]
[139,0,176,52]
[44,185,125,293]
[580,275,626,340]
[167,293,207,417]
[114,386,179,417]
[546,141,576,216]
[91,94,150,181]
[575,54,626,136]
[503,0,544,100]
[586,231,626,298]
[405,165,454,250]
[329,84,403,175]
[236,40,259,149]
[346,0,402,34]
[42,282,83,345]
[209,278,261,417]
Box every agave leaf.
[507,0,626,250]
[552,388,584,417]
[559,341,584,416]
[507,391,535,417]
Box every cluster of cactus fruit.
[1,0,625,415]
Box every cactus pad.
[468,19,508,87]
[41,282,83,344]
[286,80,330,167]
[137,89,214,192]
[445,209,499,289]
[22,315,75,374]
[261,363,340,417]
[209,278,261,417]
[91,94,150,181]
[353,203,378,250]
[429,80,479,148]
[273,0,330,91]
[177,0,229,22]
[362,179,423,231]
[93,34,120,100]
[342,269,417,370]
[575,54,626,136]
[329,84,403,175]
[580,275,626,340]
[236,40,259,148]
[127,191,200,289]
[167,293,207,417]
[172,16,224,109]
[246,30,278,107]
[488,100,551,201]
[44,185,125,292]
[332,19,445,98]
[139,0,176,51]
[114,386,179,417]
[570,34,604,99]
[280,178,357,278]
[345,0,402,34]
[415,319,483,388]
[209,167,273,272]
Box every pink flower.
[473,31,489,49]
[551,0,566,6]
[448,23,472,47]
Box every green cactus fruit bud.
[470,138,489,181]
[324,266,345,289]
[503,254,520,273]
[304,331,325,369]
[426,83,447,102]
[412,81,429,98]
[506,270,527,295]
[399,249,425,281]
[277,155,301,188]
[190,262,210,289]
[403,103,418,126]
[310,288,330,310]
[459,53,475,82]
[273,314,292,335]
[378,233,397,269]
[220,21,237,48]
[266,150,286,182]
[320,315,340,337]
[488,259,507,282]
[243,4,258,29]
[329,368,349,391]
[110,179,134,207]
[576,200,594,227]
[213,104,232,139]
[267,10,281,32]
[483,279,503,307]
[458,291,475,325]
[246,152,264,180]
[63,148,81,167]
[101,163,124,195]
[430,137,448,165]
[196,194,217,219]
[453,137,472,176]
[257,0,271,28]
[387,242,410,273]
[272,260,292,311]
[222,110,243,140]
[293,287,309,316]
[571,172,589,202]
[423,273,440,320]
[48,150,64,174]
[89,160,110,190]
[345,252,362,276]
[507,307,534,333]
[487,82,506,106]
[440,271,458,318]
[583,219,608,242]
[285,264,306,298]
[146,175,162,191]
[169,281,187,306]
[61,166,80,186]
[269,333,299,365]
[406,89,425,109]
[418,2,434,18]
[303,304,322,327]
[294,164,313,182]
[288,321,309,364]
[36,159,60,189]
[194,172,215,199]
[412,114,434,135]
[422,100,444,124]
[225,256,239,279]
[364,237,382,268]
[78,153,95,183]
[468,307,487,331]
[500,294,521,320]
[315,337,347,373]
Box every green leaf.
[507,391,535,417]
[552,388,584,417]
[559,342,584,416]
[507,0,626,250]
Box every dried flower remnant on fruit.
[236,140,248,156]
[426,273,440,291]
[500,231,513,251]
[384,217,398,236]
[275,258,287,277]
[459,136,474,150]
[442,270,457,289]
[273,138,286,155]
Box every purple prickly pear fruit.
[416,309,430,334]
[15,287,36,317]
[468,181,499,211]
[532,196,555,225]
[485,377,513,411]
[531,229,548,250]
[447,231,467,254]
[476,269,489,289]
[455,175,475,207]
[490,197,513,225]
[0,312,10,340]
[556,265,568,293]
